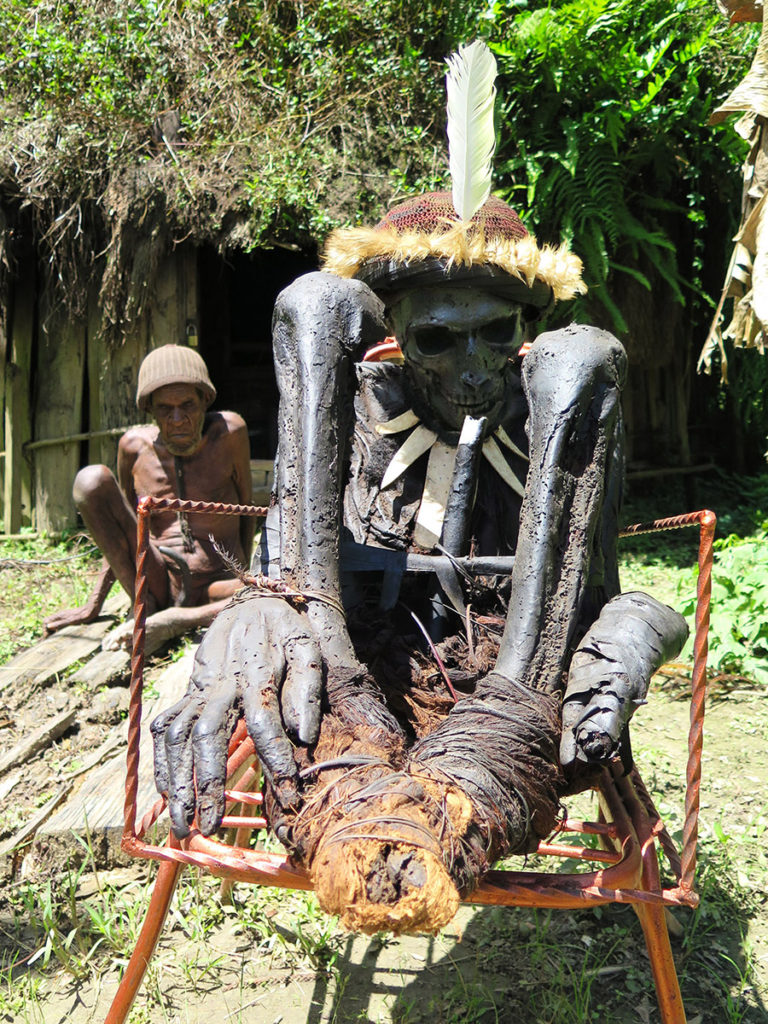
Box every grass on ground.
[0,473,766,1022]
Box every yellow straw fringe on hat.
[322,220,587,302]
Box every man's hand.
[150,595,327,839]
[43,603,99,636]
[43,563,116,637]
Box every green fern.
[487,0,757,336]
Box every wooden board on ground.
[34,647,196,867]
[70,648,131,690]
[0,591,130,693]
[0,618,117,692]
[0,708,76,776]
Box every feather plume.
[445,40,497,222]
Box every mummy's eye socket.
[409,326,454,357]
[478,318,519,350]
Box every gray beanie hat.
[136,345,216,412]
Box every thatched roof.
[0,1,454,335]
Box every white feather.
[445,40,497,222]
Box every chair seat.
[105,497,715,1024]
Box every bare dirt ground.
[0,547,766,1022]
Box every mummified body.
[151,194,688,933]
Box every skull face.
[388,286,524,433]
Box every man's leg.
[73,464,170,609]
[206,579,244,601]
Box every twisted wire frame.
[120,497,716,913]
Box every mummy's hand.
[150,595,351,838]
[560,592,689,769]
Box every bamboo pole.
[24,426,134,453]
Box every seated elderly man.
[44,345,254,651]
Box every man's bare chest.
[132,444,238,504]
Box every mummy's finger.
[191,684,242,836]
[241,673,299,809]
[150,696,192,796]
[281,635,324,744]
[165,698,209,838]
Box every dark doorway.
[198,245,317,459]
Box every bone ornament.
[377,411,528,548]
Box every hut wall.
[622,327,692,470]
[1,244,199,535]
[610,263,695,473]
[87,277,149,476]
[3,249,35,533]
[32,296,86,534]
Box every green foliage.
[678,523,768,684]
[0,531,102,665]
[1,0,757,298]
[0,0,486,268]
[717,343,768,465]
[620,473,768,685]
[482,0,758,334]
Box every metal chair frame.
[104,496,716,1024]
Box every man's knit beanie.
[136,345,216,412]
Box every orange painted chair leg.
[633,901,687,1024]
[104,857,184,1024]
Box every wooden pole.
[0,211,7,525]
[3,364,24,534]
[34,295,86,533]
[3,266,35,533]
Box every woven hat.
[323,42,586,308]
[136,345,216,412]
[323,191,584,307]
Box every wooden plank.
[0,708,77,776]
[88,285,148,472]
[86,279,108,468]
[178,244,198,348]
[36,648,197,862]
[0,784,73,858]
[150,251,182,347]
[0,771,21,802]
[3,267,35,532]
[3,364,24,534]
[0,617,118,692]
[70,648,130,690]
[250,458,274,506]
[0,211,7,525]
[33,298,86,534]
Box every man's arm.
[43,561,116,636]
[117,430,141,508]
